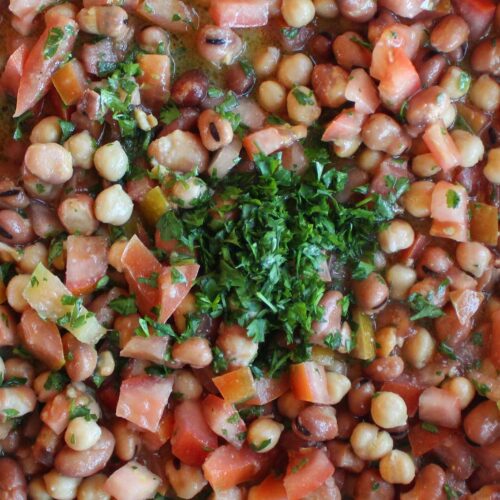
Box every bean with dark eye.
[348,378,375,416]
[171,69,209,107]
[0,181,29,209]
[198,109,233,151]
[416,246,453,278]
[308,33,333,63]
[225,63,256,96]
[293,405,338,441]
[353,272,389,312]
[197,25,242,64]
[0,210,35,245]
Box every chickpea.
[6,274,30,313]
[165,459,207,499]
[137,25,169,54]
[64,417,102,451]
[277,391,307,419]
[77,6,128,39]
[171,177,207,209]
[94,141,128,182]
[277,54,313,89]
[281,0,316,28]
[216,323,258,369]
[412,153,441,177]
[58,194,99,236]
[29,476,51,500]
[353,272,389,312]
[24,143,73,185]
[402,327,435,369]
[348,378,375,417]
[439,67,471,100]
[287,86,321,126]
[94,184,133,226]
[325,372,351,404]
[385,265,416,302]
[18,242,48,274]
[30,116,62,144]
[441,377,474,410]
[430,15,470,53]
[252,46,281,78]
[371,392,408,429]
[378,220,415,254]
[108,239,127,272]
[469,75,500,113]
[350,422,393,461]
[379,450,415,485]
[77,474,110,500]
[43,470,82,500]
[356,148,383,173]
[361,114,411,156]
[456,242,491,278]
[375,326,397,358]
[197,25,242,65]
[172,337,213,368]
[334,136,362,158]
[442,103,456,129]
[337,0,376,22]
[258,80,286,113]
[112,419,138,461]
[96,351,115,378]
[313,0,338,18]
[402,180,434,218]
[64,130,96,170]
[450,130,484,168]
[484,148,500,184]
[173,369,203,400]
[247,417,283,452]
[198,110,234,152]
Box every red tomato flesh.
[209,0,270,28]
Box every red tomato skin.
[120,336,170,364]
[381,380,423,417]
[249,474,287,500]
[0,42,30,96]
[490,310,500,370]
[141,410,174,451]
[290,362,331,404]
[243,126,306,159]
[137,54,171,113]
[423,123,461,172]
[322,108,366,141]
[245,372,290,406]
[344,68,380,114]
[452,0,496,41]
[40,393,71,435]
[171,399,218,466]
[209,0,269,28]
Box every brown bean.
[464,401,500,446]
[430,15,470,53]
[338,0,376,22]
[332,31,371,70]
[159,107,200,136]
[376,303,413,339]
[0,181,29,210]
[54,427,115,478]
[308,33,333,63]
[361,114,411,156]
[409,277,448,308]
[276,23,313,52]
[400,463,445,500]
[293,405,338,441]
[327,440,365,473]
[32,425,63,468]
[353,272,389,312]
[171,70,209,107]
[348,378,375,416]
[311,64,348,108]
[0,458,27,500]
[367,10,397,45]
[226,62,256,96]
[417,54,447,88]
[336,408,358,439]
[0,210,35,245]
[471,38,500,76]
[88,287,124,328]
[354,468,395,500]
[364,356,404,382]
[62,333,98,383]
[111,419,138,461]
[407,86,450,128]
[28,202,64,240]
[416,246,453,278]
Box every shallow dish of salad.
[0,0,498,498]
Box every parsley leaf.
[44,372,69,392]
[108,295,138,315]
[59,119,75,142]
[408,292,445,321]
[160,101,181,125]
[446,189,460,209]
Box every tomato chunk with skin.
[120,336,170,364]
[15,15,79,117]
[245,372,290,406]
[322,108,367,142]
[137,54,171,113]
[66,236,108,295]
[284,448,335,500]
[243,125,306,160]
[40,393,71,435]
[104,461,161,500]
[135,0,195,33]
[213,367,257,404]
[141,410,174,452]
[209,0,269,28]
[121,235,162,316]
[381,380,423,417]
[0,42,30,97]
[452,0,496,41]
[290,361,331,404]
[171,399,218,466]
[408,423,455,457]
[116,375,174,432]
[203,445,266,490]
[249,474,287,500]
[423,122,460,172]
[344,69,380,114]
[449,290,484,325]
[158,263,200,323]
[490,310,500,370]
[419,387,461,429]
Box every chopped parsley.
[292,86,315,105]
[1,377,27,388]
[350,36,373,50]
[69,402,97,421]
[43,24,75,59]
[472,380,491,396]
[438,341,457,360]
[59,119,75,142]
[444,484,460,499]
[44,372,69,391]
[457,71,471,93]
[137,272,159,288]
[281,27,299,39]
[212,346,228,374]
[421,422,439,433]
[13,110,33,141]
[160,101,181,125]
[471,332,483,346]
[408,292,445,321]
[108,295,138,315]
[446,189,460,209]
[250,438,271,452]
[171,267,187,284]
[324,332,342,350]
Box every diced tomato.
[470,202,499,245]
[452,0,496,41]
[408,422,455,457]
[449,290,484,326]
[81,38,118,76]
[120,336,170,364]
[171,399,218,466]
[284,448,335,500]
[423,122,460,172]
[243,125,307,160]
[248,474,287,500]
[490,310,500,370]
[0,386,36,419]
[418,387,461,429]
[121,235,162,316]
[213,367,257,404]
[345,69,380,114]
[141,410,174,451]
[137,54,171,113]
[203,445,266,490]
[381,379,423,417]
[14,15,79,117]
[65,235,108,295]
[370,157,409,196]
[322,108,367,142]
[40,393,71,435]
[235,98,267,131]
[0,306,17,347]
[84,0,139,7]
[51,58,88,106]
[116,375,174,432]
[209,0,269,28]
[158,264,200,323]
[378,0,425,18]
[0,42,30,96]
[104,461,161,500]
[430,181,468,242]
[9,0,60,18]
[290,361,331,404]
[245,372,290,406]
[19,308,64,371]
[135,0,195,33]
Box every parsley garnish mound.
[157,151,407,375]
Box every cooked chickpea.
[483,148,500,184]
[216,324,258,369]
[456,242,491,278]
[441,377,475,410]
[108,239,127,272]
[277,54,314,89]
[326,372,351,404]
[64,130,96,170]
[442,103,456,129]
[29,476,51,500]
[64,417,102,451]
[172,337,213,369]
[112,419,137,461]
[334,136,362,158]
[281,0,316,28]
[77,474,110,500]
[402,180,434,218]
[252,46,281,78]
[173,369,203,400]
[30,116,62,144]
[58,194,99,236]
[165,459,207,499]
[402,327,435,369]
[350,422,393,461]
[96,350,115,378]
[43,470,82,500]
[412,153,441,177]
[6,274,30,313]
[247,417,283,453]
[379,450,415,485]
[378,220,415,254]
[94,141,128,181]
[171,177,207,209]
[313,0,338,17]
[94,184,133,226]
[356,148,383,173]
[24,143,73,185]
[277,391,307,419]
[450,130,484,168]
[18,242,48,274]
[439,67,471,100]
[258,80,286,113]
[375,327,397,357]
[287,86,321,126]
[385,265,417,301]
[469,74,500,113]
[371,392,408,429]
